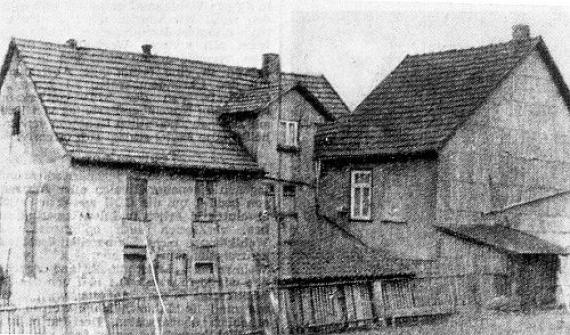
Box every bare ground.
[338,310,570,335]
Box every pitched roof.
[285,216,413,282]
[1,38,349,172]
[223,81,336,120]
[316,37,570,160]
[436,224,568,255]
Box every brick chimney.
[261,53,280,82]
[141,44,152,56]
[66,39,78,49]
[512,24,531,41]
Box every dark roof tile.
[286,216,414,281]
[316,37,569,160]
[437,224,568,255]
[6,38,349,171]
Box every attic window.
[12,107,21,136]
[351,170,372,220]
[280,121,298,147]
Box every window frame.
[282,184,297,214]
[24,190,39,278]
[280,120,299,147]
[125,175,148,222]
[122,246,147,285]
[12,107,21,136]
[192,245,218,279]
[263,183,277,213]
[350,170,372,221]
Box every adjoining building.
[316,24,570,311]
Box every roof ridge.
[12,37,262,74]
[12,37,329,81]
[405,37,540,59]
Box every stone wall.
[438,50,570,228]
[67,164,277,298]
[0,53,71,306]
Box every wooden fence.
[0,290,265,335]
[282,277,457,334]
[0,277,465,335]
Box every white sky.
[1,0,569,109]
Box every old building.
[0,37,421,334]
[316,25,570,310]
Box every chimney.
[512,24,531,41]
[66,39,78,49]
[141,44,152,56]
[261,53,280,81]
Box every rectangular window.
[282,184,296,214]
[193,245,217,278]
[350,171,372,220]
[12,107,21,136]
[123,246,147,284]
[24,191,38,278]
[263,184,276,213]
[126,176,147,221]
[195,180,217,221]
[280,121,298,147]
[172,253,188,287]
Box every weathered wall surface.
[0,53,71,306]
[484,193,570,304]
[438,50,570,228]
[226,89,326,241]
[68,165,277,299]
[318,159,438,259]
[435,49,570,303]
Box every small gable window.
[126,176,148,221]
[280,121,298,147]
[351,171,372,220]
[12,107,21,136]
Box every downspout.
[63,181,71,335]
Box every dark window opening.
[194,245,217,278]
[126,176,147,221]
[282,184,296,214]
[195,180,217,221]
[12,108,21,136]
[194,262,215,276]
[24,191,38,278]
[264,184,277,213]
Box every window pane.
[194,262,214,276]
[172,253,188,286]
[124,254,146,284]
[362,187,370,217]
[264,184,276,212]
[283,185,296,197]
[353,187,361,217]
[127,177,147,221]
[12,108,21,136]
